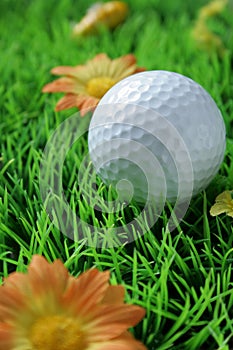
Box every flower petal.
[134,67,146,73]
[87,304,146,341]
[55,94,80,111]
[101,285,125,304]
[215,190,232,203]
[55,94,98,115]
[120,54,137,67]
[28,255,69,296]
[51,65,82,76]
[0,323,14,350]
[87,55,112,77]
[210,203,229,216]
[42,77,77,93]
[11,255,70,318]
[80,96,99,115]
[0,273,29,319]
[210,191,233,217]
[88,332,147,350]
[110,55,145,80]
[92,53,110,62]
[63,269,111,316]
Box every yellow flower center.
[86,76,116,98]
[29,315,87,350]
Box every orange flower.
[42,53,145,116]
[72,1,129,36]
[0,255,147,350]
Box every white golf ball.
[88,70,226,204]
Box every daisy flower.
[210,190,233,217]
[0,255,147,350]
[42,53,145,116]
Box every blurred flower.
[0,255,147,350]
[73,1,129,36]
[210,190,233,217]
[192,0,228,56]
[42,53,145,116]
[192,19,226,56]
[199,0,228,19]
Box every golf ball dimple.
[88,70,226,204]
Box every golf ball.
[88,70,226,204]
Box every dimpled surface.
[88,71,226,204]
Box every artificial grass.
[1,0,233,348]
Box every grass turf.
[1,0,233,348]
